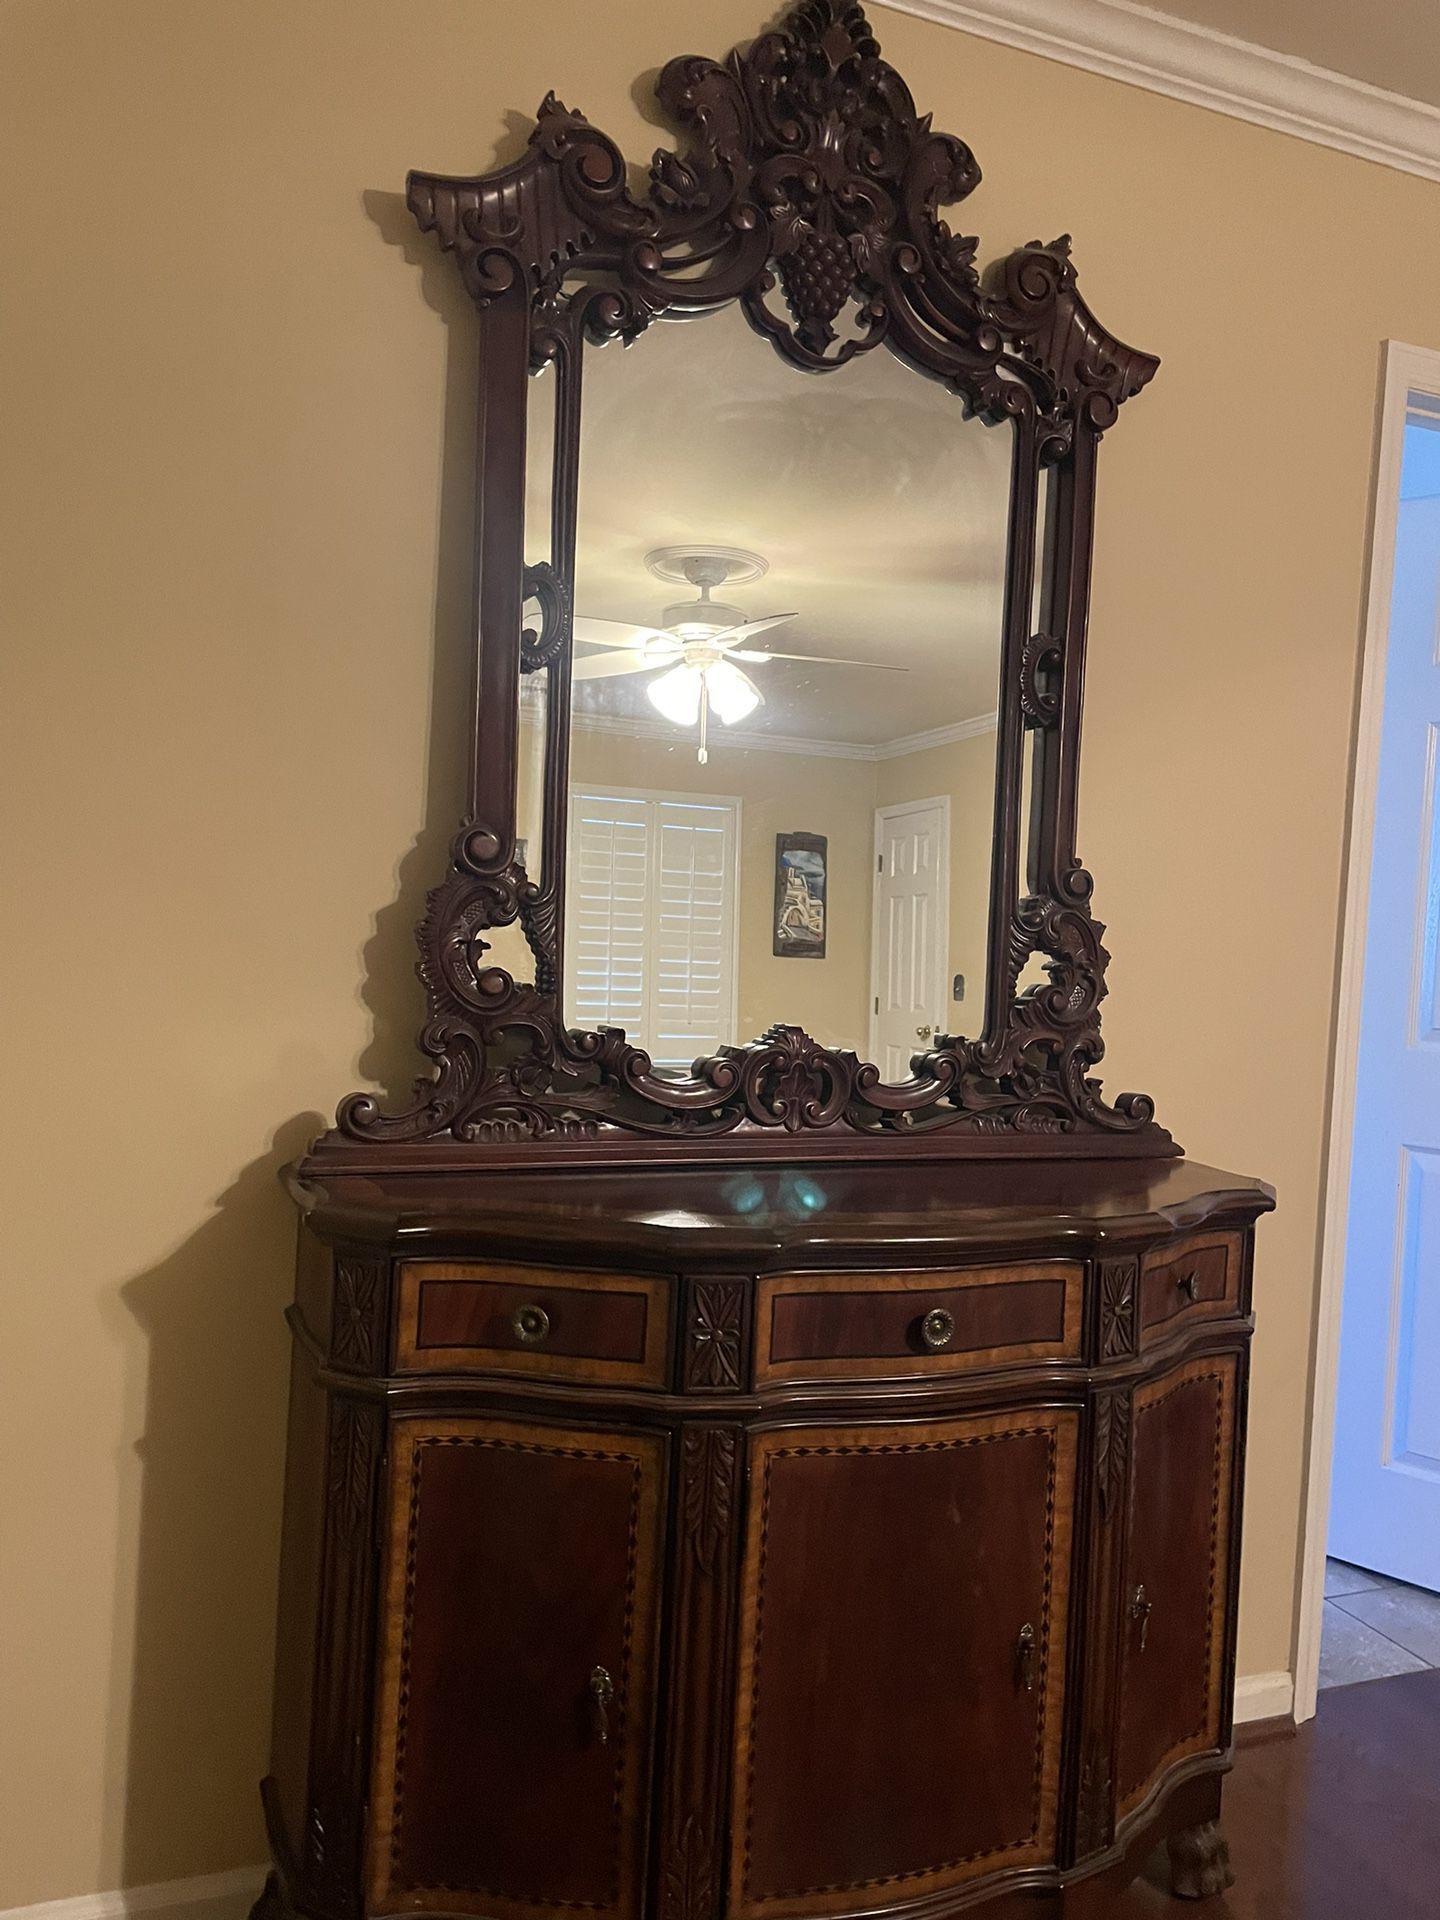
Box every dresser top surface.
[290,1156,1273,1267]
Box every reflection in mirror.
[489,364,557,984]
[548,301,1016,1077]
[1016,461,1054,998]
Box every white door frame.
[1295,340,1440,1723]
[868,795,951,1063]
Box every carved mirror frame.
[324,0,1175,1167]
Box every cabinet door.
[729,1408,1077,1920]
[368,1416,666,1920]
[1116,1354,1239,1820]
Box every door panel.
[729,1408,1077,1920]
[871,799,949,1078]
[1116,1356,1238,1819]
[1333,443,1440,1588]
[369,1416,665,1920]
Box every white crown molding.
[568,708,998,760]
[874,712,999,758]
[880,0,1440,184]
[2,1868,267,1920]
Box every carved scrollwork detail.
[1094,1389,1131,1523]
[326,0,1169,1155]
[520,560,570,673]
[685,1283,745,1392]
[681,1427,740,1567]
[660,1813,715,1920]
[1019,632,1063,726]
[1075,1731,1114,1858]
[1098,1256,1139,1359]
[331,1256,387,1372]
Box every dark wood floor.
[1120,1668,1440,1917]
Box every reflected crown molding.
[883,0,1440,183]
[566,707,999,762]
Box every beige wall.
[3,0,1436,1903]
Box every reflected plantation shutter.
[567,786,739,1069]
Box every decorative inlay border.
[369,1422,663,1920]
[733,1412,1075,1912]
[1117,1360,1235,1811]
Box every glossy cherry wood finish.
[368,1415,667,1920]
[1116,1357,1239,1819]
[731,1409,1076,1918]
[1138,1235,1241,1346]
[755,1264,1083,1383]
[395,1261,671,1385]
[254,1159,1272,1920]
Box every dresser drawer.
[396,1262,671,1385]
[754,1264,1083,1384]
[1139,1232,1242,1344]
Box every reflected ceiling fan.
[573,546,904,762]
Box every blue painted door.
[1331,414,1440,1589]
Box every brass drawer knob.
[920,1307,956,1351]
[1178,1269,1201,1303]
[511,1303,551,1346]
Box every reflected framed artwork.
[773,833,827,959]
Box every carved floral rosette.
[333,0,1168,1156]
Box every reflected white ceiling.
[526,301,1017,749]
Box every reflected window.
[566,786,740,1068]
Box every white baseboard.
[2,1867,268,1920]
[1234,1669,1295,1725]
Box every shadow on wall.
[107,1112,323,1886]
[101,176,496,1887]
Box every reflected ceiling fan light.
[705,659,762,724]
[646,662,703,726]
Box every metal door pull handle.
[589,1665,614,1746]
[1016,1622,1036,1693]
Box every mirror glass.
[539,300,1017,1076]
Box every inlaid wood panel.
[396,1261,671,1386]
[368,1416,666,1920]
[754,1265,1083,1384]
[1139,1233,1241,1345]
[1116,1354,1239,1818]
[728,1407,1077,1920]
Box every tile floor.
[1319,1557,1440,1689]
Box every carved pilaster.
[683,1279,747,1392]
[1097,1255,1139,1360]
[330,1255,389,1373]
[1094,1389,1132,1523]
[303,1395,384,1919]
[1074,1731,1114,1860]
[657,1425,743,1920]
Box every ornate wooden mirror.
[324,0,1171,1165]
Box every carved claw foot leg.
[1167,1821,1235,1900]
[248,1875,294,1920]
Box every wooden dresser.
[259,1159,1271,1920]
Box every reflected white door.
[870,797,949,1080]
[1331,419,1440,1590]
